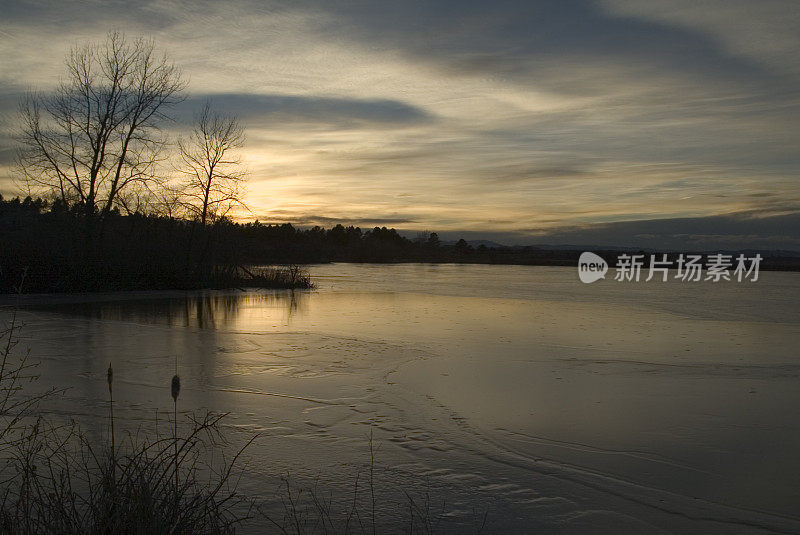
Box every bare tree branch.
[15,31,186,218]
[177,102,247,226]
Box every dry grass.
[212,265,314,290]
[0,299,255,534]
[0,413,254,534]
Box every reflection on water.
[29,290,309,330]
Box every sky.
[1,0,799,250]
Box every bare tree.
[152,184,185,219]
[15,31,185,219]
[178,102,246,226]
[115,183,155,216]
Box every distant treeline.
[1,196,320,293]
[0,195,569,293]
[2,195,799,293]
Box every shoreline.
[3,261,799,302]
[0,286,311,306]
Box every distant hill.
[531,243,800,257]
[467,240,507,248]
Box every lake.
[4,263,800,533]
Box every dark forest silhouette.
[0,194,513,293]
[5,194,799,294]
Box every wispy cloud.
[175,93,433,129]
[1,1,799,249]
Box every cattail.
[108,363,115,463]
[171,374,180,401]
[172,367,180,496]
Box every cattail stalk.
[171,363,181,499]
[107,362,116,497]
[107,363,114,455]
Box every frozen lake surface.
[4,263,800,533]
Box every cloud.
[0,83,22,167]
[516,210,800,251]
[600,1,800,77]
[175,93,433,129]
[298,0,789,93]
[253,212,416,226]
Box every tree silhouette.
[16,32,185,220]
[178,102,246,226]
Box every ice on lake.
[3,263,800,533]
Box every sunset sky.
[1,1,799,249]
